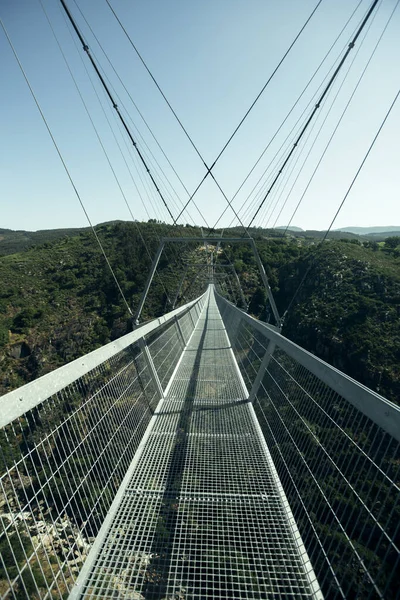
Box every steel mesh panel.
[254,351,400,600]
[166,497,313,599]
[219,296,400,600]
[146,322,183,388]
[179,313,193,344]
[80,293,319,599]
[0,345,157,598]
[0,300,203,599]
[234,323,269,390]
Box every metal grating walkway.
[76,292,321,599]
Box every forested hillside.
[278,241,400,403]
[0,221,399,405]
[0,221,204,394]
[0,226,89,256]
[217,235,400,404]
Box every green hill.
[0,222,399,404]
[217,235,400,404]
[0,226,90,256]
[0,221,205,393]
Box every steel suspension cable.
[253,18,382,233]
[62,0,211,304]
[64,32,196,227]
[91,68,193,223]
[245,0,379,232]
[59,0,176,223]
[282,86,400,323]
[210,0,365,233]
[106,0,323,229]
[105,0,209,172]
[71,0,211,230]
[105,0,234,229]
[60,9,195,290]
[58,6,175,250]
[255,95,336,229]
[0,16,133,317]
[228,73,343,229]
[280,0,397,235]
[266,7,381,230]
[206,0,324,172]
[242,51,360,229]
[41,0,174,303]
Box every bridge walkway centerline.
[71,289,322,599]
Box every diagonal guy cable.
[40,0,173,304]
[281,0,398,236]
[283,85,400,323]
[71,0,212,230]
[209,0,365,233]
[0,15,133,317]
[106,0,324,228]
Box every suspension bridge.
[1,271,399,599]
[1,0,400,598]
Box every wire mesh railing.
[69,289,322,600]
[215,290,400,600]
[2,284,398,599]
[0,294,206,599]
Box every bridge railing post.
[134,240,164,325]
[174,315,187,347]
[138,337,165,399]
[249,238,281,328]
[248,340,276,403]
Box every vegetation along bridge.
[1,281,399,599]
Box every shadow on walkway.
[143,302,211,599]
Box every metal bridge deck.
[76,293,320,599]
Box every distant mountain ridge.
[1,223,400,257]
[274,225,400,238]
[274,226,304,232]
[0,226,88,256]
[334,226,400,235]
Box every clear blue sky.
[1,0,399,232]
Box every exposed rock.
[9,342,31,359]
[38,533,54,549]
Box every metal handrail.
[0,292,208,600]
[214,286,400,600]
[0,294,206,428]
[215,288,400,442]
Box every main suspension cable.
[59,0,176,223]
[245,0,379,232]
[283,86,400,322]
[41,0,174,303]
[0,15,133,317]
[70,0,211,229]
[209,0,365,233]
[266,4,382,230]
[207,0,324,172]
[280,0,397,235]
[63,0,215,282]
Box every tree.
[12,308,43,333]
[248,287,267,319]
[364,241,379,251]
[384,236,400,250]
[0,325,8,347]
